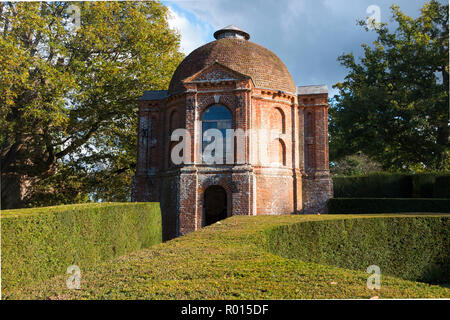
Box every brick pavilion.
[133,25,333,239]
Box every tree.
[0,1,184,209]
[330,152,382,176]
[330,0,449,172]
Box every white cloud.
[167,6,210,55]
[166,0,441,90]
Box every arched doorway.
[203,185,228,226]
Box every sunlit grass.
[4,213,450,299]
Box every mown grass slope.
[4,214,450,299]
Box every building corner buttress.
[298,85,333,214]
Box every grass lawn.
[4,214,450,299]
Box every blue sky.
[163,0,444,97]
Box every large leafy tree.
[0,1,183,209]
[330,0,449,172]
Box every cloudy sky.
[164,0,444,96]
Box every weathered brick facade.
[133,26,333,240]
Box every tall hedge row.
[264,216,450,284]
[333,173,450,198]
[1,203,162,291]
[327,198,450,214]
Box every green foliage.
[1,202,162,291]
[333,172,450,198]
[330,152,382,176]
[331,1,449,171]
[27,164,91,207]
[327,198,450,214]
[434,175,450,198]
[4,214,449,299]
[264,217,450,284]
[0,2,184,208]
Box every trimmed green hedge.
[434,175,450,198]
[264,216,450,284]
[327,198,450,214]
[333,173,450,198]
[1,203,162,291]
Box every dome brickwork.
[169,38,296,94]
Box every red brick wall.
[255,170,294,215]
[134,73,332,238]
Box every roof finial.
[214,25,250,40]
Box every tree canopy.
[330,0,449,172]
[0,1,184,209]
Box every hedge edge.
[1,202,162,291]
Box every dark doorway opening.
[204,185,227,226]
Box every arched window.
[151,116,158,139]
[168,111,180,167]
[201,105,232,164]
[305,112,313,137]
[169,110,179,133]
[168,141,178,168]
[273,107,286,134]
[270,138,286,166]
[304,112,314,170]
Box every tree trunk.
[1,173,36,209]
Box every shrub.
[333,172,450,198]
[264,216,450,284]
[327,198,450,214]
[1,202,162,291]
[434,175,450,198]
[333,173,412,198]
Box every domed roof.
[168,27,296,94]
